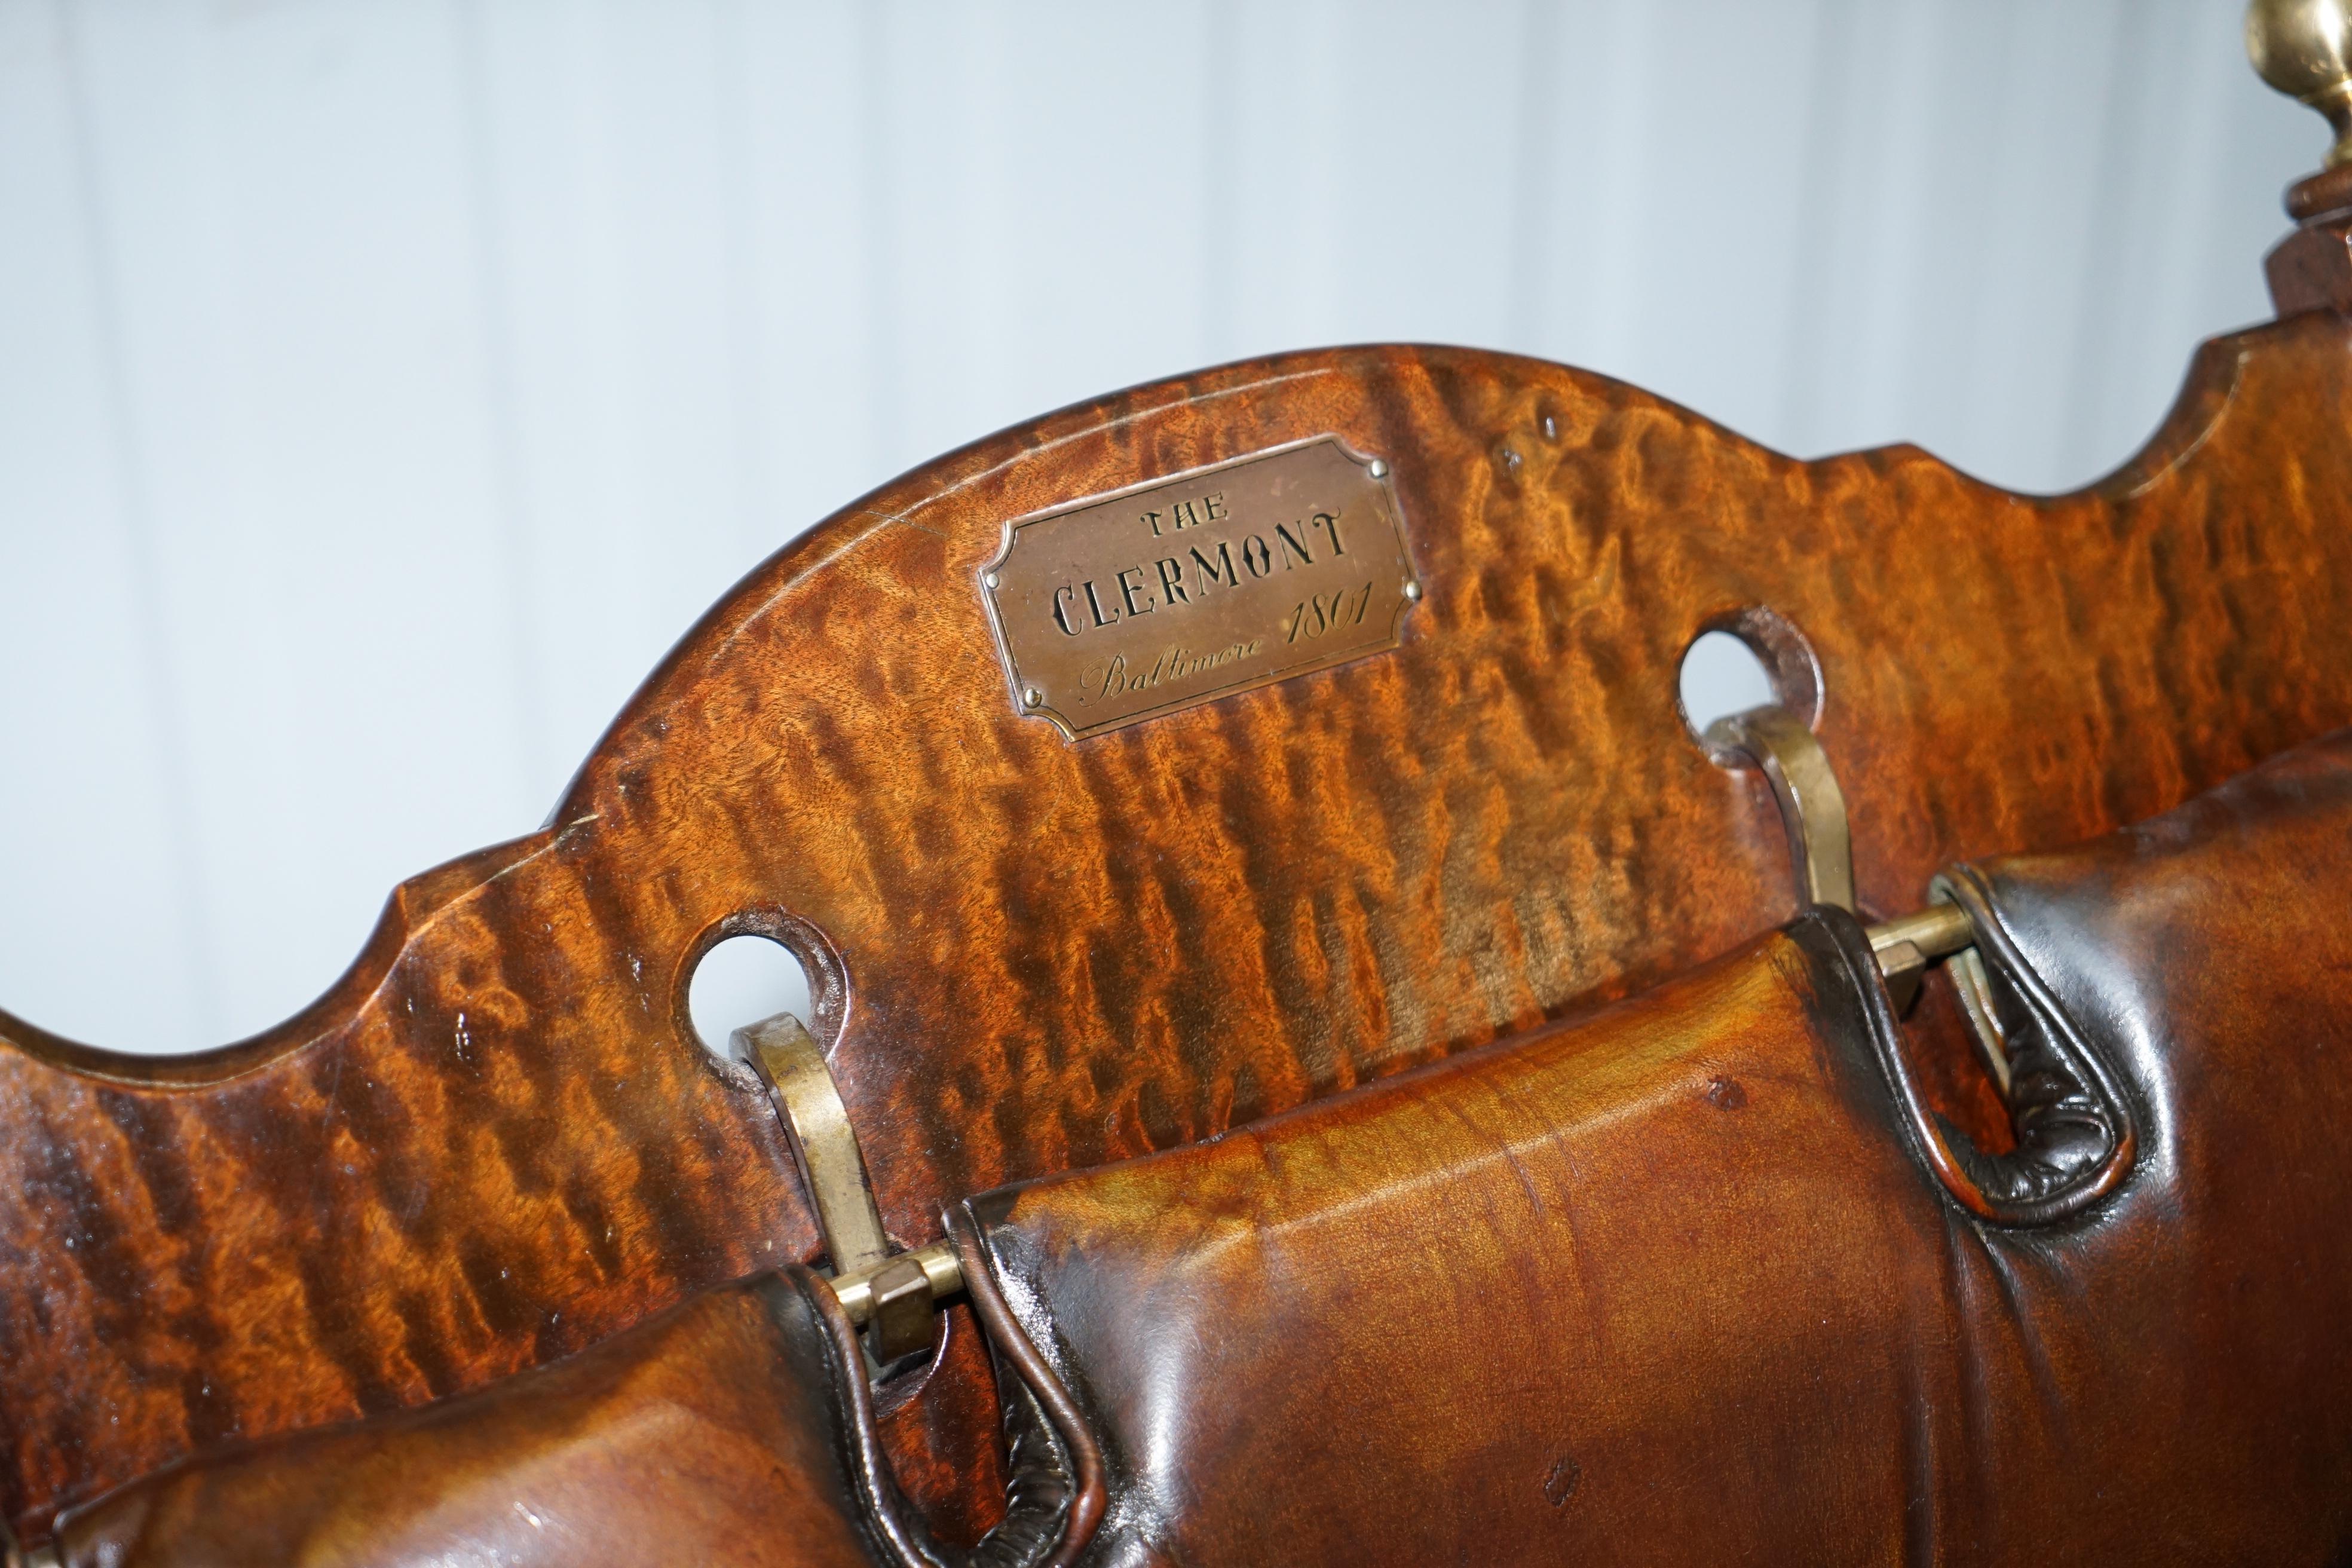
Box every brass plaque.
[980,436,1419,739]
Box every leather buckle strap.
[1717,702,2133,1223]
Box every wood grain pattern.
[4,311,2351,1542]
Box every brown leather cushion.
[956,730,2352,1565]
[44,1263,1097,1568]
[47,1268,886,1568]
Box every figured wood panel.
[4,318,2352,1539]
[0,0,2309,1056]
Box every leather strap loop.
[789,1267,1102,1568]
[1805,895,2137,1227]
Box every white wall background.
[0,0,2319,1056]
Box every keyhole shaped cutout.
[1679,630,1777,734]
[686,933,813,1063]
[1677,606,1826,745]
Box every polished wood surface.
[2269,167,2352,313]
[5,307,2352,1541]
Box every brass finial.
[2249,0,2352,169]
